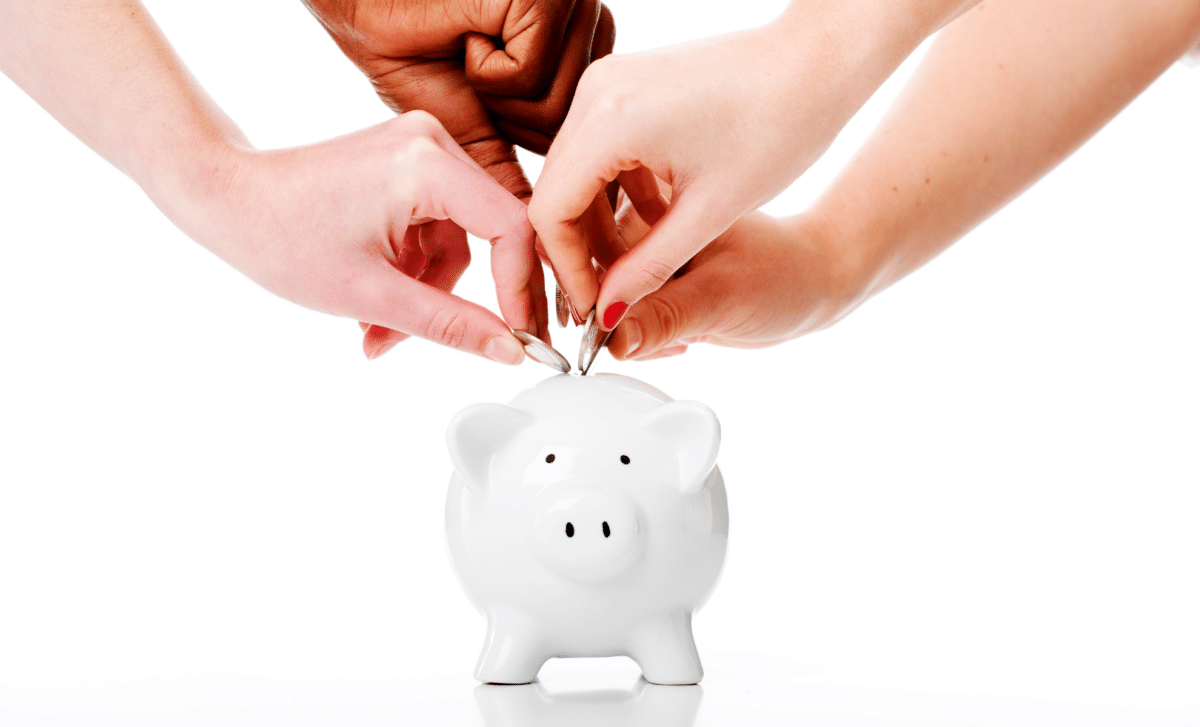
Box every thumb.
[596,190,727,331]
[607,265,724,360]
[355,263,527,366]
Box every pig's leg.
[628,611,703,685]
[475,608,547,684]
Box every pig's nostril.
[602,521,611,538]
[565,522,574,537]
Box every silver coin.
[577,307,612,376]
[555,285,570,328]
[513,331,570,374]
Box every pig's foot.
[475,610,546,684]
[628,611,703,685]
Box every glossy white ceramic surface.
[475,679,702,727]
[445,374,728,685]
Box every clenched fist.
[303,0,615,199]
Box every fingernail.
[602,302,629,330]
[367,340,399,360]
[622,319,642,358]
[484,335,525,365]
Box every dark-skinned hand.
[302,0,615,200]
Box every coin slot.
[620,455,630,465]
[565,522,575,538]
[602,521,611,538]
[545,453,556,463]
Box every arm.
[606,0,1200,360]
[527,0,981,332]
[0,0,546,363]
[813,0,1200,297]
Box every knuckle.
[579,55,616,92]
[401,134,442,163]
[400,110,442,136]
[424,308,472,350]
[630,257,678,292]
[643,295,685,345]
[590,86,639,125]
[525,195,553,233]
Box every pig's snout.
[533,485,642,582]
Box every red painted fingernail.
[603,302,629,330]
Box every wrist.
[766,0,971,114]
[785,209,887,310]
[139,133,256,260]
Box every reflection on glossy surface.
[475,678,702,727]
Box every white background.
[1,0,1197,724]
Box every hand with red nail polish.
[604,202,869,361]
[528,0,981,330]
[302,0,615,201]
[604,0,1200,359]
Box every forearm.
[0,1,247,220]
[808,0,1200,294]
[768,0,981,137]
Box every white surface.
[1,653,1188,726]
[1,0,1198,724]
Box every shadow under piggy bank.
[474,679,703,727]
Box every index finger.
[414,144,546,337]
[527,129,637,315]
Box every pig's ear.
[639,401,720,495]
[447,403,534,493]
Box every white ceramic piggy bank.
[445,373,728,685]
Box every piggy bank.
[445,373,728,685]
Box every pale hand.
[605,204,868,361]
[179,112,546,362]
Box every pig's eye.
[602,521,611,538]
[545,454,556,463]
[565,522,574,537]
[620,455,630,465]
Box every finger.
[463,0,578,98]
[586,191,625,272]
[365,219,475,360]
[493,238,551,343]
[483,2,612,154]
[527,134,635,316]
[363,325,411,360]
[632,344,688,361]
[354,263,525,365]
[479,0,600,136]
[593,4,615,60]
[490,116,555,156]
[402,110,486,172]
[594,191,727,331]
[411,143,541,336]
[416,219,473,292]
[605,257,726,360]
[616,167,668,227]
